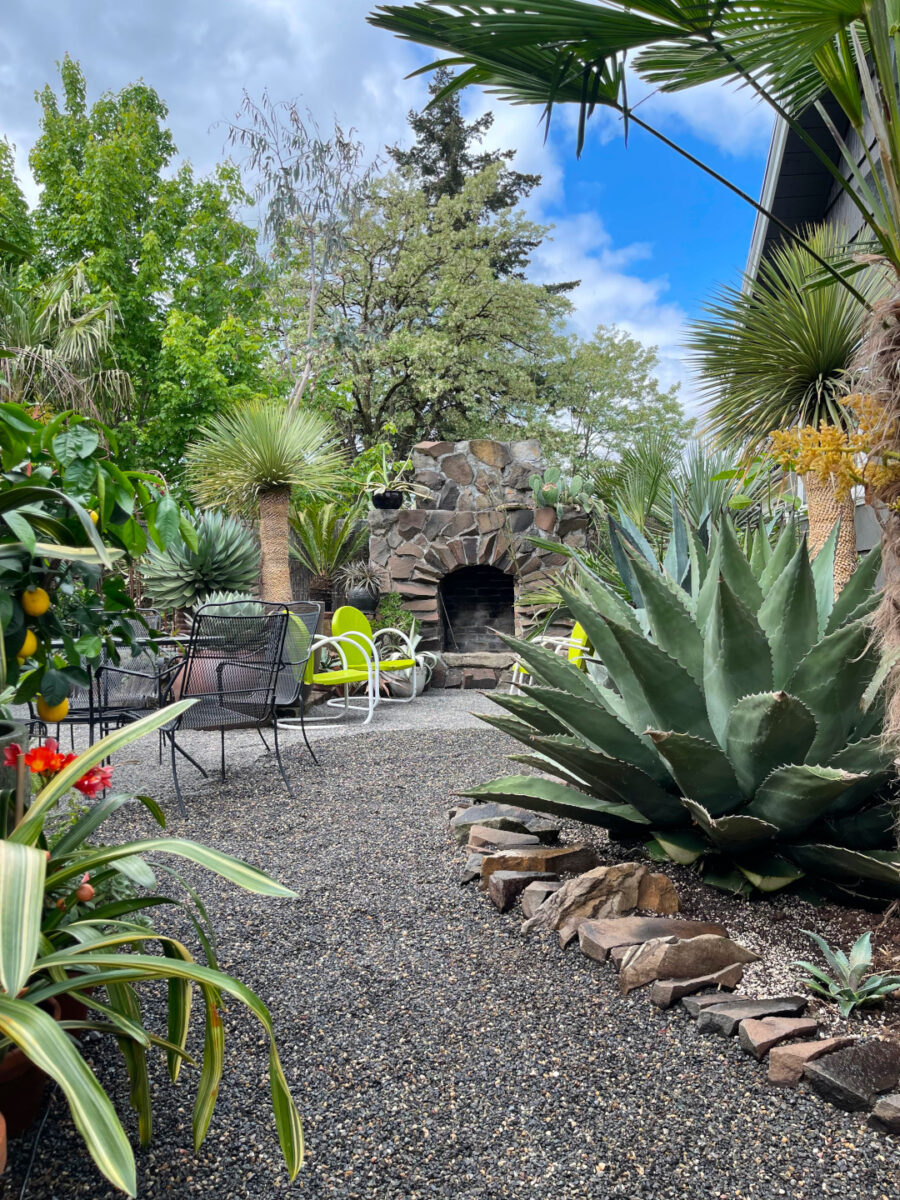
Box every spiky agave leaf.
[479,511,899,898]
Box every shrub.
[139,511,259,611]
[468,514,898,900]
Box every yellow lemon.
[36,696,69,723]
[18,629,38,660]
[21,587,51,617]
[89,510,99,524]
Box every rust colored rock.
[469,439,512,469]
[697,996,808,1037]
[520,862,648,946]
[521,880,563,919]
[481,843,600,887]
[869,1093,900,1133]
[441,453,475,485]
[533,506,556,532]
[467,825,541,852]
[649,965,745,1009]
[636,872,680,914]
[577,916,726,963]
[487,870,559,912]
[768,1037,856,1087]
[804,1039,900,1111]
[619,935,761,995]
[414,440,455,458]
[738,1017,819,1061]
[395,540,425,557]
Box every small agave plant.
[794,931,900,1017]
[470,510,900,899]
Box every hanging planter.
[371,490,404,510]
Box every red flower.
[73,765,113,798]
[23,740,77,777]
[2,743,22,768]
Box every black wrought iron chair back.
[158,601,291,813]
[274,600,322,764]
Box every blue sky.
[0,0,774,410]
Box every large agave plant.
[139,511,260,611]
[470,513,899,900]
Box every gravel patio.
[4,702,900,1198]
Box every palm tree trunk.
[804,474,856,594]
[258,487,293,602]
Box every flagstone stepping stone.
[804,1040,900,1112]
[480,843,598,886]
[450,803,559,845]
[521,880,562,920]
[738,1016,819,1060]
[636,872,680,914]
[577,916,728,963]
[869,1093,900,1133]
[696,996,808,1037]
[487,870,560,913]
[768,1037,855,1087]
[520,862,652,945]
[619,935,760,995]
[467,825,540,851]
[650,966,745,1009]
[683,992,750,1017]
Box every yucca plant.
[469,513,899,900]
[138,511,260,612]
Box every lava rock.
[738,1017,819,1061]
[696,996,809,1037]
[577,916,727,963]
[486,870,560,913]
[804,1040,900,1112]
[521,880,562,920]
[650,966,745,1009]
[480,843,598,887]
[768,1037,856,1087]
[869,1094,900,1134]
[520,862,650,946]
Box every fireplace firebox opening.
[439,565,515,653]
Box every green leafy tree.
[0,140,34,264]
[388,66,544,279]
[280,168,569,451]
[27,56,271,474]
[538,325,689,474]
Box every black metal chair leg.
[220,727,226,780]
[168,732,187,818]
[171,737,209,778]
[271,719,294,798]
[299,704,319,767]
[256,727,271,753]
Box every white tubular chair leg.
[372,626,419,704]
[277,634,378,728]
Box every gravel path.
[4,723,900,1199]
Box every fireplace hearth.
[368,439,589,688]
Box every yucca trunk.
[804,474,856,594]
[258,486,293,602]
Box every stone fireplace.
[368,439,589,688]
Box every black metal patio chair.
[274,600,322,766]
[154,601,292,814]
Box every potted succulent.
[363,447,432,510]
[0,705,304,1195]
[337,561,386,615]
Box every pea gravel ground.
[4,709,900,1199]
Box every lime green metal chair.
[510,621,591,694]
[331,605,419,709]
[282,630,380,725]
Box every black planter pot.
[346,586,378,615]
[372,490,403,510]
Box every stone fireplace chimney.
[368,439,589,688]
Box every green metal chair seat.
[376,658,415,672]
[310,666,372,686]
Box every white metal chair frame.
[366,626,420,706]
[277,632,381,729]
[509,633,592,695]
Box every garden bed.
[4,725,899,1198]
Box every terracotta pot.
[0,997,61,1137]
[0,1110,6,1177]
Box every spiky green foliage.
[184,401,346,512]
[288,500,369,579]
[794,931,900,1018]
[139,512,259,611]
[469,516,898,900]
